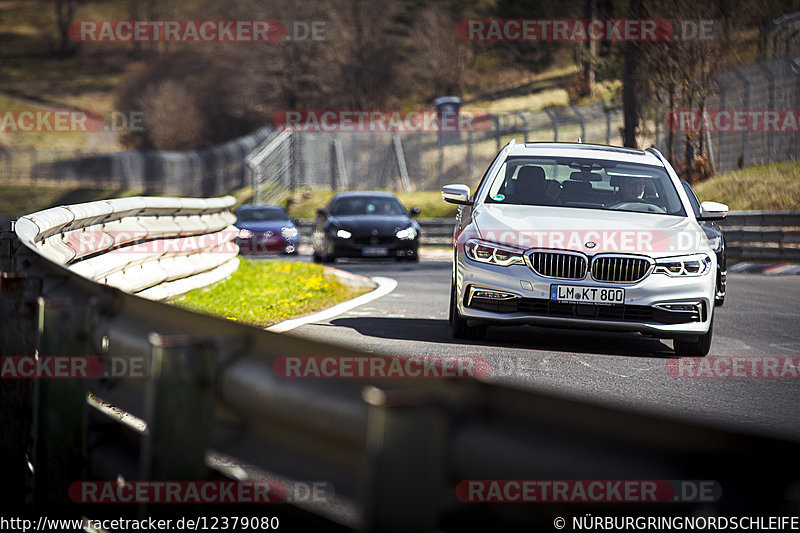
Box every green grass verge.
[170,259,371,328]
[693,161,800,211]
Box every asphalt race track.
[281,257,800,442]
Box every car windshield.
[237,207,289,222]
[331,196,406,216]
[483,156,686,216]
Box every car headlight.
[281,227,298,239]
[707,235,722,252]
[465,239,525,266]
[654,254,712,276]
[335,229,352,239]
[238,229,253,239]
[396,227,417,240]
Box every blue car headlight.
[281,227,298,239]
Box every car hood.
[328,215,416,235]
[235,221,293,232]
[471,204,710,258]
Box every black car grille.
[527,251,587,279]
[354,236,395,245]
[591,256,651,283]
[468,297,702,325]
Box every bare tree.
[622,0,643,148]
[328,0,398,109]
[54,0,78,56]
[402,5,471,99]
[581,0,597,98]
[639,0,734,180]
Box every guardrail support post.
[32,298,91,507]
[361,387,446,533]
[0,273,42,506]
[141,334,216,482]
[1,219,17,272]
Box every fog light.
[467,287,520,306]
[654,302,703,316]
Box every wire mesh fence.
[4,56,798,197]
[0,127,272,197]
[660,55,800,173]
[255,101,640,194]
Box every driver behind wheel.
[618,176,646,201]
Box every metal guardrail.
[13,196,240,300]
[1,199,799,529]
[719,211,800,261]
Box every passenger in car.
[561,180,593,204]
[512,166,546,204]
[618,176,646,201]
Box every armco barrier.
[12,196,239,301]
[1,199,799,529]
[719,211,800,260]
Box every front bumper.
[236,235,297,254]
[455,253,715,337]
[330,240,418,259]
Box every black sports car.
[312,191,420,262]
[682,180,726,306]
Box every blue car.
[234,204,299,255]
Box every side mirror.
[409,206,421,216]
[442,184,472,205]
[316,207,327,218]
[291,217,301,225]
[698,201,729,221]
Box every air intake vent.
[591,256,652,283]
[526,251,587,279]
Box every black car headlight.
[465,239,525,266]
[654,254,712,276]
[395,227,417,240]
[334,229,352,239]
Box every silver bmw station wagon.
[443,141,729,356]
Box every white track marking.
[266,277,398,333]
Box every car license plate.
[362,247,388,257]
[550,285,624,305]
